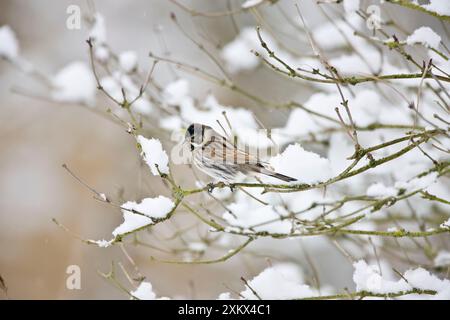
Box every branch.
[183,130,446,194]
[300,288,437,300]
[385,0,450,22]
[255,27,450,84]
[150,237,253,264]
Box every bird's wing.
[199,137,296,182]
[201,136,262,165]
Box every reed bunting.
[184,123,296,183]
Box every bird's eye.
[187,124,195,137]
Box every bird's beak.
[181,133,190,149]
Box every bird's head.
[184,123,215,150]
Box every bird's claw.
[207,182,235,193]
[207,183,215,193]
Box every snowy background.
[0,0,449,299]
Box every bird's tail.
[259,168,297,182]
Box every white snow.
[165,81,253,129]
[270,144,332,183]
[119,51,138,73]
[89,13,107,44]
[353,260,410,294]
[281,189,331,221]
[136,136,170,176]
[406,27,441,49]
[163,78,190,106]
[94,45,109,62]
[201,94,258,134]
[92,239,113,248]
[312,13,363,51]
[112,196,174,236]
[421,0,450,16]
[440,218,450,229]
[188,242,207,252]
[342,90,383,126]
[404,268,450,299]
[113,211,153,237]
[100,72,152,114]
[313,22,348,51]
[160,115,182,131]
[282,89,383,137]
[162,79,259,140]
[208,183,233,200]
[217,292,233,300]
[0,25,19,60]
[99,75,122,101]
[233,127,285,149]
[328,132,355,178]
[281,108,322,137]
[131,282,156,300]
[242,0,264,9]
[221,35,259,73]
[240,263,315,299]
[353,260,450,298]
[124,196,174,218]
[366,183,397,198]
[51,61,96,106]
[122,77,152,114]
[434,251,450,267]
[394,172,438,192]
[343,0,360,12]
[223,201,292,234]
[221,27,270,73]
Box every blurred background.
[0,0,312,300]
[0,0,446,299]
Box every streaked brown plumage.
[184,123,296,182]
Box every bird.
[184,123,296,184]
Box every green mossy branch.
[385,0,450,22]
